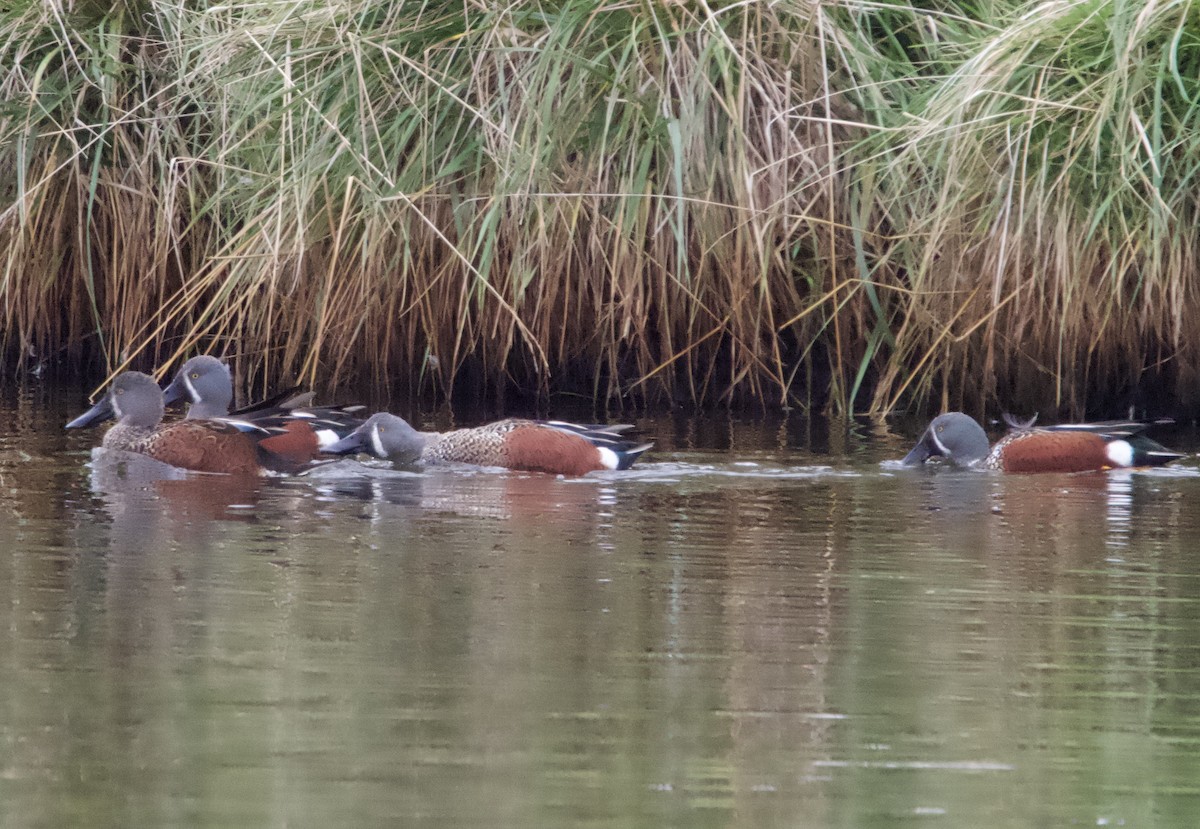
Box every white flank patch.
[1105,440,1134,468]
[370,424,386,458]
[596,446,620,470]
[314,428,339,448]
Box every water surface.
[4,386,1200,827]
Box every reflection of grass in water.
[3,2,1200,414]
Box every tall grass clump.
[872,0,1200,414]
[3,0,1199,414]
[0,0,893,409]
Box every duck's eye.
[377,426,386,433]
[936,425,944,433]
[190,372,199,379]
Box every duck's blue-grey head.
[66,371,164,430]
[162,355,233,418]
[321,412,428,464]
[902,412,990,467]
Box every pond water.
[4,384,1200,827]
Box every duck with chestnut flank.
[161,355,365,465]
[322,413,652,476]
[67,371,269,475]
[902,412,1184,473]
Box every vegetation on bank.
[1,0,1198,415]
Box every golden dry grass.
[2,0,1197,416]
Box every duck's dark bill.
[66,397,115,429]
[321,429,369,455]
[901,436,935,465]
[160,374,190,407]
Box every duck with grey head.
[161,355,366,465]
[902,412,1184,473]
[323,413,652,476]
[67,371,265,475]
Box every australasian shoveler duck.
[67,371,268,475]
[902,412,1185,473]
[161,355,365,465]
[321,412,653,476]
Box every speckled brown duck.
[322,413,652,476]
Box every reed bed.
[874,0,1200,415]
[1,0,1197,415]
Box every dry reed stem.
[2,1,1196,416]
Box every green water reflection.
[2,389,1200,827]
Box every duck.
[161,355,365,464]
[902,412,1185,473]
[321,412,652,476]
[67,371,268,475]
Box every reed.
[1,0,1196,415]
[869,0,1200,415]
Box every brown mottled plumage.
[103,420,262,475]
[422,419,610,475]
